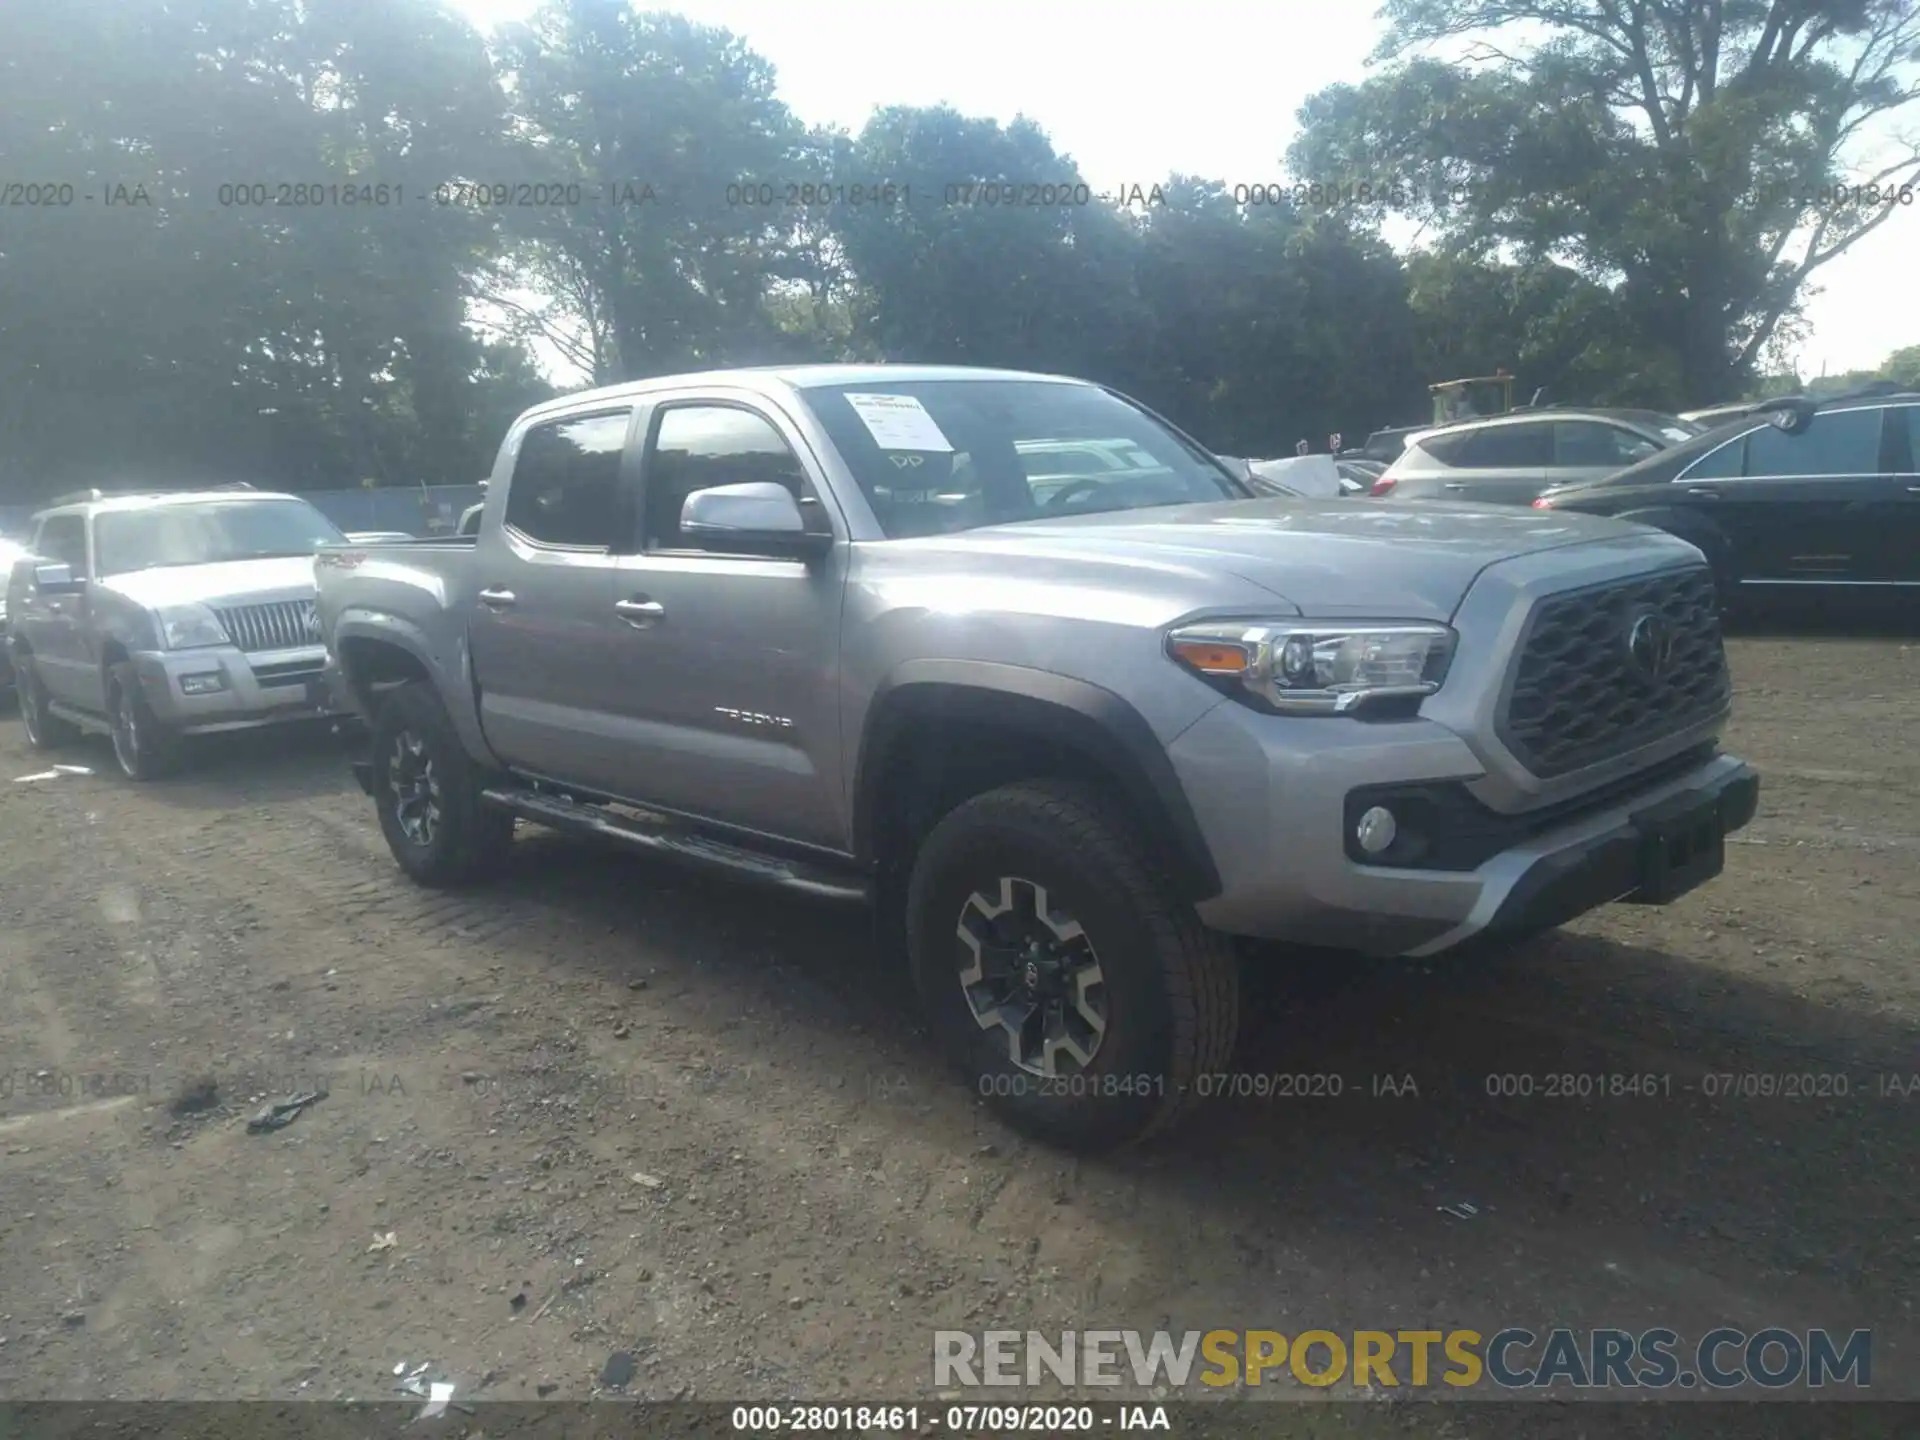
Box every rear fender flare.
[331,613,495,764]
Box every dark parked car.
[1533,386,1920,608]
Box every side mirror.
[33,562,84,594]
[680,482,832,559]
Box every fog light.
[1355,805,1397,855]
[179,672,226,695]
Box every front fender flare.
[852,659,1223,902]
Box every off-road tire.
[906,779,1239,1152]
[108,661,183,780]
[15,655,80,750]
[371,680,514,887]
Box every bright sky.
[452,0,1917,384]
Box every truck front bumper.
[1167,703,1758,958]
[132,645,347,733]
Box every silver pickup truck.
[8,487,351,778]
[315,364,1758,1151]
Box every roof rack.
[44,488,107,508]
[39,481,262,510]
[1821,379,1918,405]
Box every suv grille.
[217,599,319,653]
[1498,567,1729,778]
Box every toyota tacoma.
[315,365,1758,1150]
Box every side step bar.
[479,785,872,906]
[48,702,112,737]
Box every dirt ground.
[0,622,1915,1422]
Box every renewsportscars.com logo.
[933,1328,1872,1392]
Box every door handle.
[477,587,517,608]
[1442,482,1467,491]
[1685,488,1719,498]
[1907,485,1920,494]
[615,598,665,627]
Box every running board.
[47,701,111,736]
[479,785,872,906]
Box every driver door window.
[34,515,88,575]
[641,405,814,552]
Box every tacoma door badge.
[714,706,794,730]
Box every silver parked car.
[315,363,1757,1152]
[4,486,352,778]
[1371,408,1704,505]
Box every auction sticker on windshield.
[844,393,955,453]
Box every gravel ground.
[0,625,1915,1425]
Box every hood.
[99,556,319,609]
[891,497,1650,620]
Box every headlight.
[1166,620,1455,715]
[156,602,230,650]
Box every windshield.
[94,499,345,575]
[800,379,1241,539]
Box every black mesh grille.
[1499,567,1729,778]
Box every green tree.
[825,106,1142,379]
[1290,0,1920,406]
[0,0,529,499]
[1878,342,1920,387]
[1127,179,1421,451]
[488,1,814,380]
[1403,252,1680,406]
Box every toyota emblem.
[1626,611,1675,680]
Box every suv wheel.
[16,656,79,750]
[108,662,182,780]
[371,681,513,886]
[906,779,1239,1152]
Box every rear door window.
[1742,407,1884,478]
[1417,431,1476,465]
[1462,423,1553,468]
[502,411,633,549]
[1554,421,1660,468]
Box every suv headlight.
[1167,620,1455,715]
[156,602,231,650]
